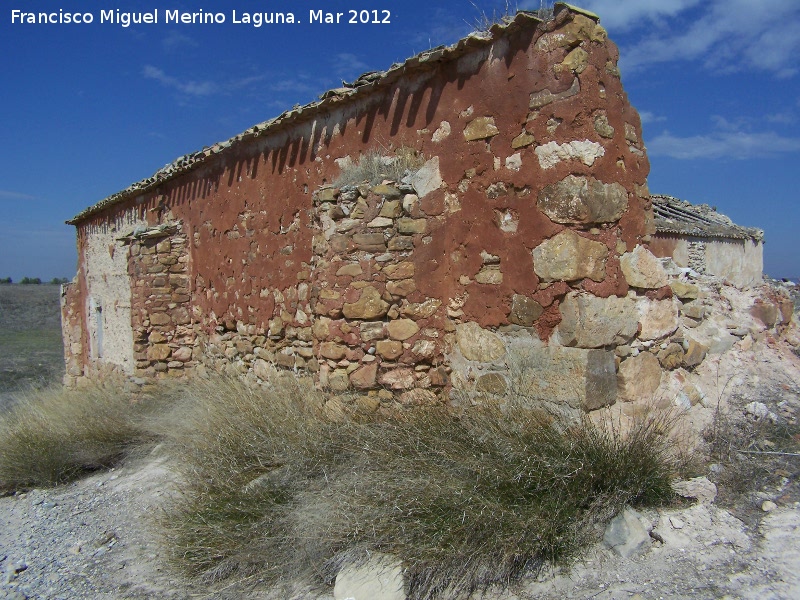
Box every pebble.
[670,516,685,530]
[762,501,778,512]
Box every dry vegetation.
[333,147,425,188]
[0,381,162,493]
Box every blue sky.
[2,0,799,281]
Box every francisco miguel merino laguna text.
[10,8,394,27]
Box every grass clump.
[333,146,424,188]
[160,376,680,599]
[0,381,161,493]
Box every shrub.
[0,382,162,493]
[20,277,42,285]
[0,277,11,284]
[159,376,680,598]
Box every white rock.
[762,500,778,512]
[334,554,405,600]
[534,140,605,169]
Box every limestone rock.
[534,140,605,169]
[399,389,438,406]
[147,344,171,361]
[149,312,171,326]
[620,246,668,289]
[456,322,506,362]
[593,113,615,138]
[637,297,679,341]
[396,218,427,234]
[376,340,404,360]
[401,298,441,319]
[670,281,700,300]
[556,292,638,348]
[502,345,616,411]
[657,343,685,370]
[333,555,405,600]
[378,368,415,389]
[336,263,363,277]
[533,230,608,282]
[410,156,443,198]
[371,184,402,199]
[383,262,414,280]
[386,279,417,296]
[537,174,628,226]
[512,131,535,149]
[463,116,499,141]
[476,372,508,394]
[673,477,717,504]
[379,200,402,218]
[603,506,651,558]
[350,363,378,389]
[509,294,544,327]
[320,342,348,361]
[683,338,708,368]
[343,286,389,320]
[412,339,436,359]
[529,77,580,109]
[559,47,588,73]
[475,265,503,285]
[387,319,419,341]
[617,352,662,402]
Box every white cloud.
[639,111,666,125]
[616,0,800,76]
[162,31,198,51]
[648,127,800,160]
[543,0,703,31]
[0,190,37,200]
[334,53,370,80]
[142,65,218,97]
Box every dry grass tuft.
[158,376,680,599]
[0,381,161,493]
[333,147,424,188]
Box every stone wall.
[650,234,764,289]
[64,5,671,413]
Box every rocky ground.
[2,277,800,599]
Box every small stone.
[669,516,685,530]
[387,319,420,341]
[371,184,402,199]
[657,343,685,370]
[396,218,427,234]
[672,477,717,504]
[761,500,778,512]
[464,116,499,141]
[670,281,700,300]
[343,286,390,320]
[367,217,394,228]
[509,295,544,327]
[603,506,651,558]
[512,131,535,149]
[376,340,404,360]
[594,113,615,138]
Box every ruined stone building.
[650,194,764,288]
[63,3,708,413]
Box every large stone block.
[620,245,668,289]
[456,321,506,362]
[537,174,628,226]
[556,292,638,348]
[617,352,662,402]
[511,345,617,411]
[533,230,608,282]
[410,156,443,198]
[637,297,679,341]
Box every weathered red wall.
[67,6,652,393]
